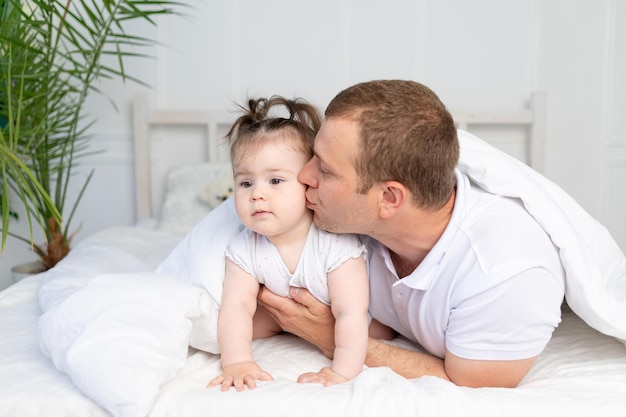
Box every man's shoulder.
[462,186,543,238]
[454,188,563,278]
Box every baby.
[208,96,369,391]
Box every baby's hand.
[207,361,273,391]
[297,366,349,386]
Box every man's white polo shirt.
[364,170,565,361]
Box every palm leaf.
[0,0,184,268]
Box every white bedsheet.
[1,260,625,417]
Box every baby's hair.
[225,95,322,163]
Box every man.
[258,80,565,388]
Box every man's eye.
[270,178,282,185]
[317,160,332,177]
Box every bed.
[1,92,626,417]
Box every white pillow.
[156,197,243,309]
[159,163,234,235]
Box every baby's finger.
[233,376,246,392]
[207,376,224,388]
[297,372,321,384]
[259,371,274,382]
[244,375,257,389]
[221,376,234,391]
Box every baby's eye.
[270,178,282,185]
[240,181,253,188]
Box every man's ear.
[378,181,408,219]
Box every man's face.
[297,117,376,234]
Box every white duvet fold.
[457,130,626,343]
[37,227,220,417]
[39,273,215,417]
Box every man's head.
[298,80,459,235]
[324,79,459,209]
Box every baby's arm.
[298,256,369,386]
[207,259,273,391]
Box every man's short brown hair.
[325,80,459,209]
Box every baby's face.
[232,139,312,239]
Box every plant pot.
[11,261,46,284]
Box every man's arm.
[366,338,449,381]
[258,286,535,387]
[367,340,536,387]
[257,286,447,378]
[444,351,536,388]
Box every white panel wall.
[601,1,626,252]
[537,0,626,252]
[2,0,625,290]
[422,0,535,111]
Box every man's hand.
[257,286,336,358]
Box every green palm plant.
[0,0,183,270]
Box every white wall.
[2,0,625,290]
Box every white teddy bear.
[198,177,234,210]
[159,163,233,234]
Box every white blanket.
[457,130,626,342]
[37,131,626,417]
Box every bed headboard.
[132,95,235,222]
[451,91,547,173]
[132,91,546,223]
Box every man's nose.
[298,158,316,187]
